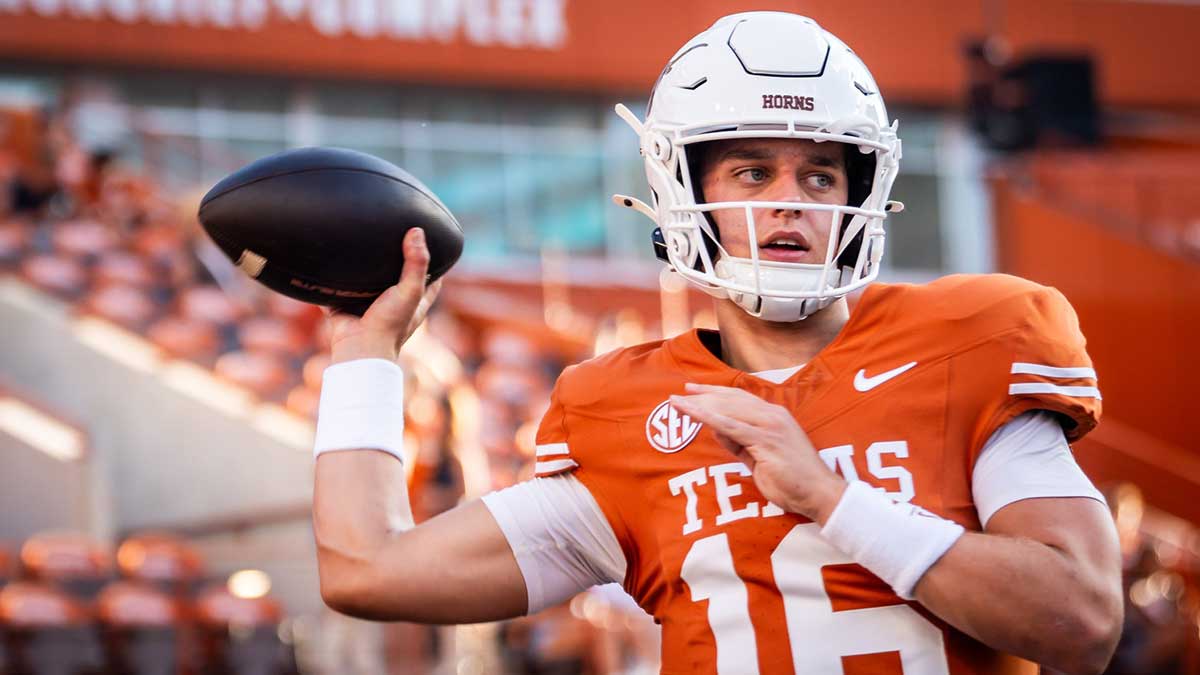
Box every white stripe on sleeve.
[536,442,570,458]
[535,458,579,474]
[1008,383,1102,399]
[1010,363,1097,379]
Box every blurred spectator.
[6,108,61,217]
[963,37,1035,152]
[1102,484,1200,674]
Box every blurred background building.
[0,1,1197,673]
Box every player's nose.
[767,175,808,219]
[771,197,806,220]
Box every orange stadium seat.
[91,250,162,289]
[193,585,294,675]
[237,316,312,362]
[0,544,12,589]
[18,253,89,300]
[176,285,247,328]
[146,316,223,365]
[116,533,205,597]
[0,581,103,675]
[264,293,322,332]
[130,224,190,275]
[20,531,114,601]
[80,283,160,331]
[213,350,294,402]
[96,580,182,675]
[49,219,120,263]
[0,220,32,268]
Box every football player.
[311,12,1122,675]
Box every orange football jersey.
[533,274,1101,675]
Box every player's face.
[697,138,849,265]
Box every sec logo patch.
[646,399,702,453]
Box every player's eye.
[734,167,768,184]
[807,173,835,190]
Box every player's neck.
[713,297,850,373]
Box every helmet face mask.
[617,12,904,322]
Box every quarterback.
[311,13,1122,675]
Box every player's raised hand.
[326,227,442,364]
[670,383,846,524]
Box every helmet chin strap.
[714,257,851,322]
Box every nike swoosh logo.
[854,361,918,392]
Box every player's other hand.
[326,227,442,364]
[670,383,847,524]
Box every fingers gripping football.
[326,228,442,364]
[364,228,436,332]
[671,383,847,523]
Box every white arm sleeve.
[481,474,627,614]
[972,410,1106,528]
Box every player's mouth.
[757,231,813,263]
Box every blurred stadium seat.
[213,350,294,402]
[80,283,159,331]
[20,532,113,602]
[91,250,162,290]
[263,294,322,332]
[146,315,223,364]
[175,285,248,331]
[237,317,312,363]
[115,534,205,597]
[0,580,103,675]
[96,580,181,675]
[50,220,120,264]
[0,220,31,269]
[194,585,295,675]
[18,254,89,301]
[0,545,11,587]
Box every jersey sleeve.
[533,370,579,477]
[968,283,1102,460]
[528,362,643,603]
[972,411,1106,526]
[480,475,626,614]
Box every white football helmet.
[614,12,904,321]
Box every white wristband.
[313,358,406,463]
[820,480,964,600]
